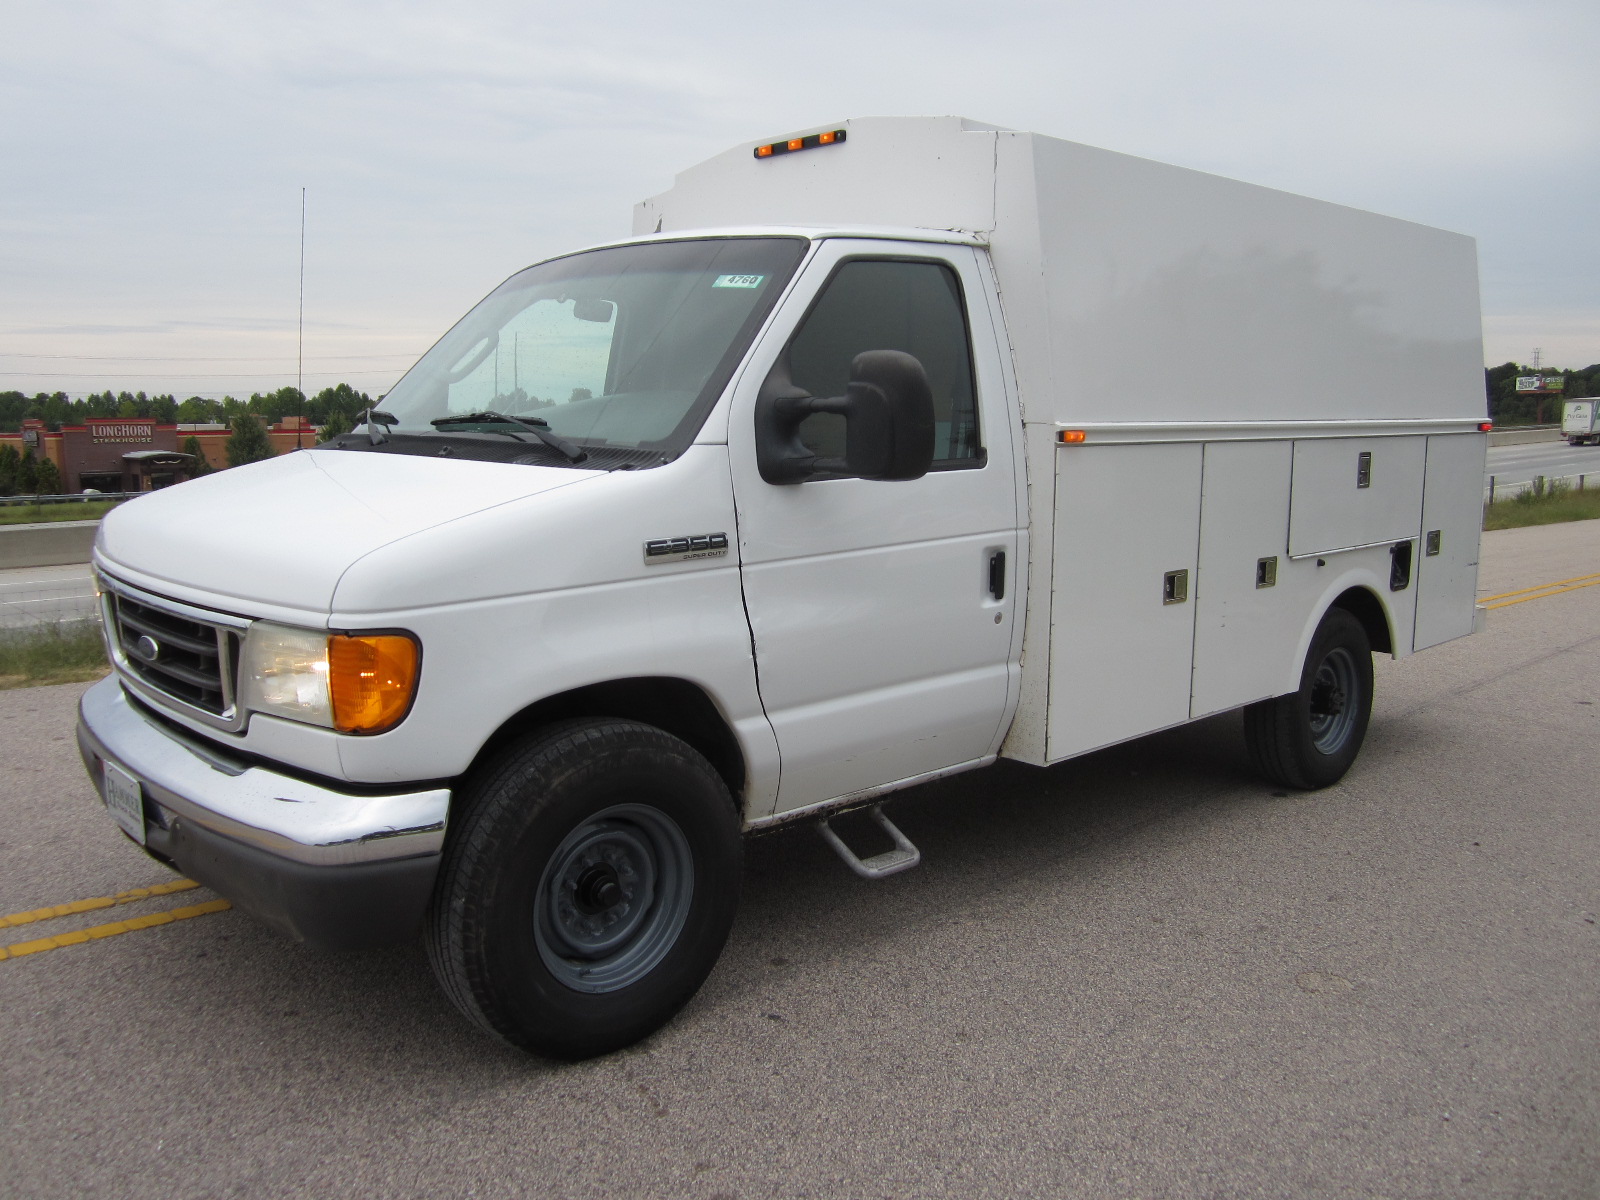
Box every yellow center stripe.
[0,898,231,961]
[0,878,201,930]
[1478,571,1600,604]
[1481,578,1600,610]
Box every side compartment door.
[1047,442,1202,761]
[1413,433,1487,649]
[729,242,1021,815]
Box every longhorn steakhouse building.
[0,417,318,493]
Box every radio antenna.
[297,187,306,449]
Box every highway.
[1485,437,1600,495]
[0,563,95,630]
[1,519,1596,1198]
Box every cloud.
[2,0,1595,391]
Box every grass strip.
[0,500,123,526]
[0,621,111,690]
[1484,485,1600,530]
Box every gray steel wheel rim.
[1308,646,1359,755]
[534,803,694,994]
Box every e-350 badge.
[643,532,730,565]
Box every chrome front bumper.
[76,676,450,948]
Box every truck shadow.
[719,711,1271,975]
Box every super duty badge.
[644,532,729,565]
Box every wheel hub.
[1310,676,1346,717]
[573,862,625,914]
[533,805,695,994]
[1307,647,1360,754]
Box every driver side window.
[786,259,984,468]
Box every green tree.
[0,444,18,496]
[35,458,62,495]
[317,411,354,442]
[18,449,39,494]
[225,414,275,467]
[181,435,214,476]
[309,382,369,428]
[176,396,222,423]
[249,386,304,424]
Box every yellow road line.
[1483,578,1600,610]
[1479,571,1600,604]
[0,878,201,930]
[0,898,231,961]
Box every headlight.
[242,623,420,735]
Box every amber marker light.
[751,129,848,160]
[1057,429,1087,444]
[328,633,420,734]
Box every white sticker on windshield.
[712,274,765,289]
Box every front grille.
[109,590,238,716]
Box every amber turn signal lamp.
[328,634,420,734]
[1057,429,1087,444]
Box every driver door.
[729,240,1023,816]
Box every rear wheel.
[1244,606,1374,790]
[426,719,742,1059]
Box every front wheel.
[426,719,742,1059]
[1243,607,1374,790]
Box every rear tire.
[1244,607,1374,790]
[426,719,742,1059]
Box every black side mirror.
[755,350,936,484]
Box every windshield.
[379,238,805,458]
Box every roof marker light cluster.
[754,129,847,160]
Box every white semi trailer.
[77,118,1490,1057]
[1564,399,1600,445]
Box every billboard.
[1516,375,1564,394]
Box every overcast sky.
[3,0,1596,401]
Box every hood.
[95,448,596,613]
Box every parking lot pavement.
[1,523,1596,1199]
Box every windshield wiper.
[430,411,588,463]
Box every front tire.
[1244,606,1374,790]
[426,719,742,1059]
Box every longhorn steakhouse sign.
[90,421,156,443]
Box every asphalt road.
[0,563,95,630]
[1486,438,1600,494]
[1,523,1597,1199]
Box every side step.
[816,806,921,880]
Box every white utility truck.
[1563,399,1600,445]
[77,117,1490,1058]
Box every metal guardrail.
[0,492,137,507]
[1485,473,1593,503]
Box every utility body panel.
[639,116,1484,767]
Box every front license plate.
[103,761,147,846]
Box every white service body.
[76,117,1488,952]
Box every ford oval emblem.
[134,634,160,662]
